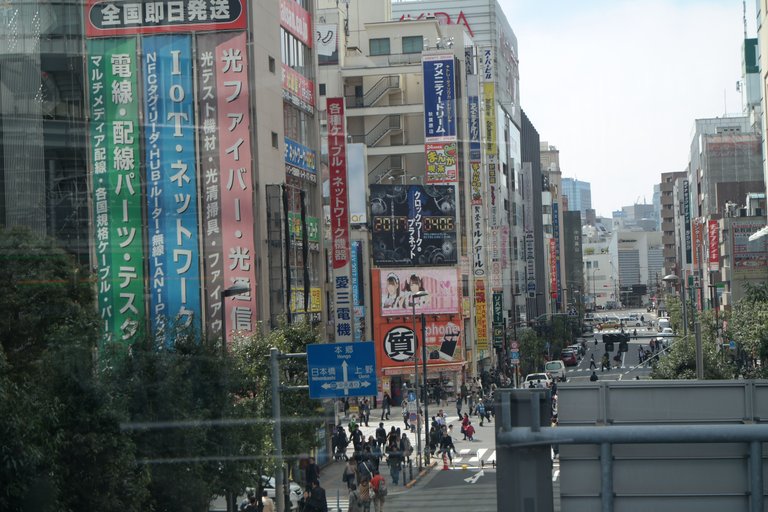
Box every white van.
[657,318,670,331]
[544,360,566,382]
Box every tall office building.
[561,177,592,221]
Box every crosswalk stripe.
[470,448,487,462]
[487,450,496,463]
[454,448,472,462]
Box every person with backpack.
[370,473,388,512]
[399,432,413,466]
[476,399,486,426]
[342,459,357,491]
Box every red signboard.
[85,0,247,37]
[280,0,312,48]
[282,64,315,114]
[549,238,558,298]
[327,98,349,270]
[708,219,719,269]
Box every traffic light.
[619,333,629,353]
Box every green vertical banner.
[492,292,503,349]
[88,38,145,346]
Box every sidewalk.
[319,401,488,509]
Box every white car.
[209,476,303,511]
[659,327,674,336]
[523,373,553,389]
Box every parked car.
[560,349,578,366]
[569,342,586,357]
[209,476,303,512]
[523,372,553,389]
[659,327,674,336]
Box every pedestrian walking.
[358,480,372,512]
[261,490,275,512]
[380,392,391,420]
[241,493,260,512]
[476,399,486,426]
[304,480,328,512]
[438,429,457,463]
[385,439,402,485]
[361,398,370,427]
[589,353,597,370]
[401,399,409,430]
[347,484,364,512]
[455,396,462,418]
[305,456,320,487]
[400,432,413,465]
[370,473,388,512]
[601,353,610,371]
[375,422,387,449]
[464,421,475,441]
[342,459,357,491]
[468,392,475,416]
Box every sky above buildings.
[501,0,751,216]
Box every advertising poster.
[347,143,368,225]
[285,136,317,183]
[708,219,719,270]
[732,221,768,278]
[197,32,227,340]
[328,98,353,341]
[683,180,692,264]
[552,203,562,305]
[549,238,558,299]
[475,279,488,351]
[379,268,459,316]
[425,141,458,183]
[282,64,315,114]
[85,0,248,37]
[143,34,201,345]
[217,32,256,338]
[87,38,145,346]
[422,54,457,140]
[370,184,457,266]
[279,0,312,47]
[482,82,496,156]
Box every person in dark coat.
[380,392,391,420]
[305,456,320,487]
[305,480,328,512]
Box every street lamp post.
[410,290,429,472]
[221,282,250,354]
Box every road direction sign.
[307,341,377,399]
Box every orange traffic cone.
[442,452,449,470]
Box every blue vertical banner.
[143,34,201,345]
[422,54,457,140]
[351,240,365,342]
[552,203,562,310]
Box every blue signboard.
[467,89,481,161]
[143,34,201,345]
[284,136,317,182]
[307,342,377,399]
[422,54,456,140]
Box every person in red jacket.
[464,421,476,441]
[460,413,470,440]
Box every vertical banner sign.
[468,77,485,278]
[217,32,256,339]
[482,47,494,82]
[692,218,701,268]
[197,32,226,340]
[552,203,562,305]
[351,240,365,342]
[327,98,353,341]
[422,53,458,184]
[708,220,719,270]
[683,180,692,264]
[523,163,536,297]
[475,279,488,352]
[482,80,501,290]
[143,34,201,346]
[549,238,558,299]
[87,38,145,346]
[492,292,503,348]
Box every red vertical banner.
[217,32,256,339]
[327,98,353,341]
[708,219,719,270]
[549,238,558,299]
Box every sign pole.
[271,348,285,512]
[421,312,430,465]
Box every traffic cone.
[442,452,449,470]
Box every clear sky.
[500,0,751,217]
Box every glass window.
[369,38,390,56]
[402,36,423,54]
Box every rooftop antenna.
[743,0,747,39]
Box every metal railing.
[346,75,400,108]
[349,115,402,146]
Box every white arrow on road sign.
[464,470,484,484]
[341,360,349,396]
